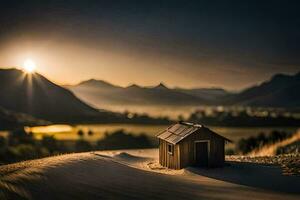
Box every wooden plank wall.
[179,129,225,168]
[159,139,181,169]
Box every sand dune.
[1,149,300,200]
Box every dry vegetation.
[249,130,300,156]
[227,130,300,176]
[227,154,300,176]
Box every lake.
[25,124,299,149]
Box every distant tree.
[177,114,185,122]
[75,139,92,152]
[7,144,37,161]
[87,130,94,136]
[256,132,267,146]
[8,128,35,146]
[0,136,7,159]
[225,148,235,155]
[77,129,84,138]
[236,136,259,154]
[97,129,153,150]
[38,147,50,157]
[269,130,289,143]
[0,136,6,149]
[236,138,248,154]
[41,135,58,154]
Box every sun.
[23,59,36,73]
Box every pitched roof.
[156,122,232,144]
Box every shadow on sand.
[186,161,300,194]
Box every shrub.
[75,139,92,152]
[0,136,6,151]
[8,128,35,146]
[7,144,37,161]
[97,129,153,150]
[225,148,235,155]
[77,129,84,138]
[41,135,58,153]
[236,130,293,154]
[87,130,94,136]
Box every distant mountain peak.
[230,71,300,107]
[271,73,289,81]
[85,78,97,83]
[126,84,141,89]
[153,82,168,89]
[265,72,300,87]
[0,67,101,122]
[78,79,118,88]
[67,71,299,108]
[81,79,107,84]
[270,71,300,82]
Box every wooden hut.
[157,121,231,169]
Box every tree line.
[0,128,156,165]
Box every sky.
[0,0,299,90]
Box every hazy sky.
[0,0,299,90]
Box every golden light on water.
[23,59,36,73]
[25,125,73,134]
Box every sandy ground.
[1,149,300,200]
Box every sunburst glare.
[23,59,36,73]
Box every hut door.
[195,141,209,167]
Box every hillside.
[225,72,300,107]
[0,106,50,130]
[175,87,228,101]
[68,80,229,107]
[0,68,173,124]
[0,69,138,124]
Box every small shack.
[157,121,231,169]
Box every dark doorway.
[195,141,209,167]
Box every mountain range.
[68,72,300,108]
[67,80,229,107]
[0,68,102,123]
[223,72,300,107]
[0,68,170,125]
[0,68,140,125]
[0,68,299,128]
